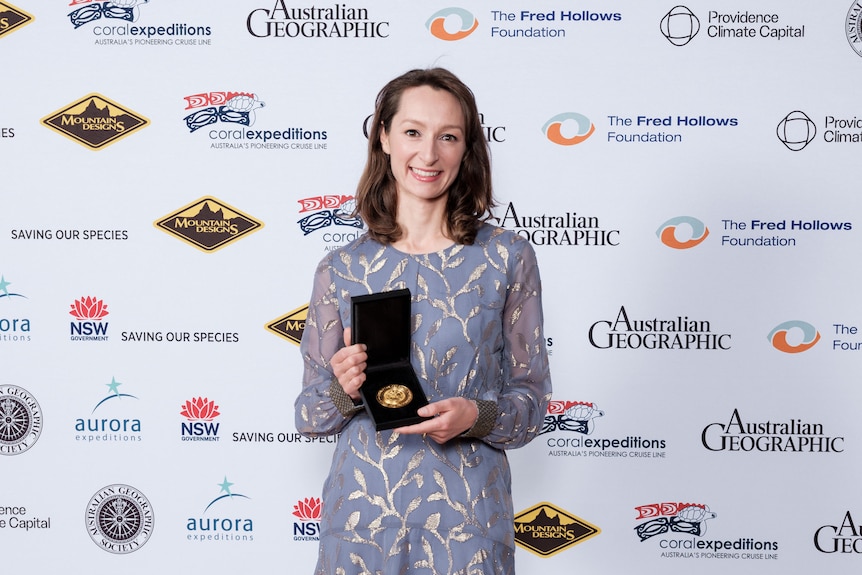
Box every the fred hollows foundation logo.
[40,93,149,150]
[154,197,263,252]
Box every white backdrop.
[2,1,861,573]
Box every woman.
[296,67,552,574]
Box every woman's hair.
[355,68,494,245]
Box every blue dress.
[296,223,552,575]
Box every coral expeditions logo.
[184,91,265,132]
[514,502,600,557]
[40,94,149,150]
[154,196,263,252]
[0,384,43,455]
[0,2,34,38]
[768,320,820,353]
[543,112,595,146]
[186,477,254,543]
[86,484,154,553]
[68,0,213,46]
[297,195,363,250]
[426,7,478,40]
[656,216,709,249]
[266,304,308,345]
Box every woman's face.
[380,85,467,206]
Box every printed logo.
[297,195,363,250]
[541,400,667,459]
[0,385,43,455]
[0,2,34,38]
[589,306,731,350]
[426,8,478,41]
[69,296,110,341]
[0,274,31,343]
[542,112,595,146]
[292,496,322,541]
[68,0,149,28]
[768,320,820,353]
[634,502,716,541]
[657,216,709,249]
[86,484,154,553]
[495,203,619,247]
[814,510,862,553]
[660,5,699,46]
[848,1,862,56]
[186,477,254,543]
[266,305,308,345]
[74,377,142,443]
[634,501,779,560]
[154,196,264,253]
[246,4,389,39]
[180,397,221,442]
[702,408,843,453]
[40,93,149,150]
[68,0,213,46]
[184,91,265,132]
[776,110,816,151]
[514,502,600,557]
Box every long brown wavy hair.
[355,68,494,245]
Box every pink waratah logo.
[293,497,322,521]
[69,296,109,320]
[181,397,220,421]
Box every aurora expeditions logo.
[186,477,254,543]
[0,2,34,38]
[154,196,264,253]
[74,376,142,443]
[0,384,42,455]
[40,93,149,150]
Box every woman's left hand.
[395,397,479,443]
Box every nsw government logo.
[768,320,820,353]
[656,216,709,249]
[293,496,322,541]
[180,397,220,442]
[86,484,154,553]
[40,94,149,150]
[0,384,43,455]
[155,196,263,252]
[186,477,254,543]
[74,377,142,443]
[0,2,34,38]
[514,502,600,557]
[266,304,308,345]
[0,274,31,343]
[426,8,478,41]
[69,296,110,341]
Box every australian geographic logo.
[496,202,619,247]
[0,2,34,38]
[702,408,843,453]
[815,510,862,553]
[589,306,731,350]
[86,484,154,553]
[247,3,388,38]
[0,385,42,455]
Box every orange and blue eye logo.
[542,113,595,146]
[426,8,478,41]
[656,216,709,249]
[768,320,820,353]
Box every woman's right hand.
[331,328,367,401]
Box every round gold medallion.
[376,384,413,408]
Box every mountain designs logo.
[514,502,600,557]
[186,477,254,543]
[426,7,478,41]
[0,2,34,38]
[776,110,816,151]
[86,484,154,553]
[660,5,699,46]
[768,320,820,353]
[40,93,149,150]
[266,304,308,345]
[180,397,221,442]
[69,296,110,341]
[74,376,142,443]
[656,216,710,249]
[154,196,264,253]
[0,384,43,455]
[542,112,595,146]
[292,496,322,541]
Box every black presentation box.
[351,288,430,431]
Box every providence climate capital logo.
[40,93,149,150]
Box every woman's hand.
[330,328,367,401]
[395,397,479,443]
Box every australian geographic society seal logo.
[0,384,42,455]
[86,484,154,553]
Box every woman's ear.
[379,127,390,155]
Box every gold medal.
[376,384,413,408]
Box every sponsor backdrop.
[2,1,861,573]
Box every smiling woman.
[295,68,552,575]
